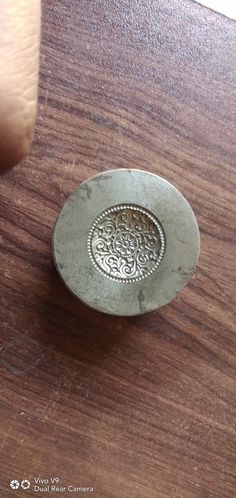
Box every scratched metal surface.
[53,169,200,315]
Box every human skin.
[0,0,41,174]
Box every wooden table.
[0,1,235,497]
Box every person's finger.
[0,0,41,174]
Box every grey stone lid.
[53,169,200,316]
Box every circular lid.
[53,169,200,316]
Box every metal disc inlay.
[87,204,165,283]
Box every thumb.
[0,0,41,174]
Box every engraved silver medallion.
[53,169,200,316]
[88,204,165,283]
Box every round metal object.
[87,204,165,283]
[53,169,200,316]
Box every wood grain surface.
[0,1,235,497]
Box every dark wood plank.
[0,1,235,497]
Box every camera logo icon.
[21,480,30,490]
[10,480,20,490]
[10,479,30,490]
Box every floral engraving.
[88,205,165,283]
